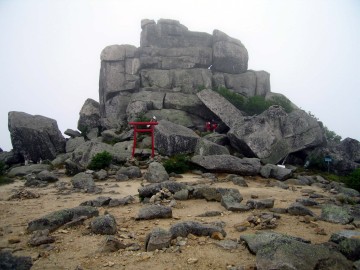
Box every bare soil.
[0,172,357,270]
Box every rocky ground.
[0,170,359,270]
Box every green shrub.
[267,95,293,113]
[0,161,5,176]
[324,126,342,142]
[0,176,14,186]
[163,154,191,174]
[215,87,293,115]
[344,168,360,192]
[214,87,245,110]
[88,151,112,170]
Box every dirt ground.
[0,171,357,270]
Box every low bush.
[88,151,112,170]
[163,154,191,174]
[344,168,360,192]
[215,87,293,115]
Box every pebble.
[187,258,198,264]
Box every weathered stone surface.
[246,199,275,209]
[287,202,315,216]
[99,236,128,253]
[213,70,270,97]
[108,195,135,207]
[117,166,142,179]
[140,68,212,93]
[71,172,97,193]
[64,128,81,138]
[170,221,226,238]
[138,46,212,70]
[77,98,101,134]
[0,251,33,270]
[228,106,325,164]
[136,205,172,220]
[7,164,51,177]
[295,198,318,206]
[194,138,230,156]
[145,109,202,128]
[93,169,107,181]
[80,196,112,207]
[145,227,172,251]
[197,89,243,129]
[240,232,351,270]
[231,176,248,187]
[191,155,261,175]
[260,164,292,181]
[66,137,85,153]
[90,214,117,235]
[28,229,55,246]
[68,141,127,169]
[140,19,212,48]
[138,181,187,198]
[221,195,249,212]
[154,120,200,156]
[143,162,169,183]
[27,206,98,232]
[321,204,353,224]
[330,230,360,261]
[164,92,212,119]
[8,111,66,162]
[212,30,248,74]
[37,170,58,182]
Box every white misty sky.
[0,0,359,151]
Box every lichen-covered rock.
[77,98,101,134]
[321,204,353,224]
[0,251,33,270]
[90,214,117,235]
[260,164,292,181]
[330,230,360,261]
[27,206,98,232]
[71,172,97,193]
[170,221,226,238]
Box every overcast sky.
[1,0,359,151]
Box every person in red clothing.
[205,121,211,132]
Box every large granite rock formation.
[227,106,326,164]
[97,18,266,132]
[8,111,66,162]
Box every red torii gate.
[128,121,158,158]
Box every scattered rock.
[0,250,33,270]
[145,227,172,251]
[28,229,55,246]
[288,202,315,216]
[170,221,226,238]
[99,236,128,253]
[320,204,353,224]
[246,198,275,209]
[143,162,169,183]
[136,205,172,220]
[90,214,117,235]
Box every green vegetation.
[0,161,14,186]
[324,126,342,142]
[0,161,5,176]
[88,151,113,170]
[344,168,360,192]
[214,87,293,115]
[163,154,191,174]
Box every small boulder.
[145,227,172,251]
[136,205,172,220]
[287,202,315,216]
[143,162,169,183]
[90,214,117,235]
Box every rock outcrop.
[8,111,66,162]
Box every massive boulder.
[191,155,261,175]
[154,120,200,156]
[8,111,66,162]
[305,138,360,174]
[140,19,212,48]
[77,98,101,134]
[212,29,248,74]
[228,106,325,164]
[213,70,270,97]
[99,44,140,129]
[197,89,243,129]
